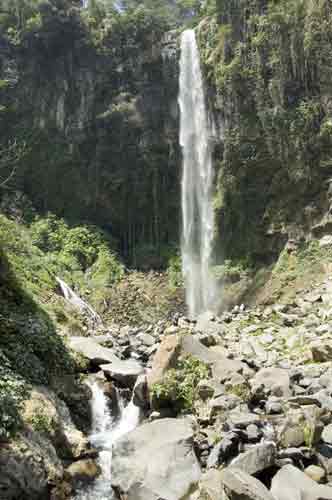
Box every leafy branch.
[0,140,28,188]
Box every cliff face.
[0,4,180,266]
[199,0,332,267]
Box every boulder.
[251,368,291,398]
[220,467,275,500]
[207,433,239,468]
[322,423,332,445]
[304,465,326,483]
[212,358,245,383]
[64,459,101,488]
[271,464,332,500]
[111,418,201,500]
[100,358,143,386]
[190,469,224,499]
[310,341,332,362]
[133,374,149,409]
[147,334,182,387]
[0,431,63,500]
[230,443,276,475]
[22,386,91,460]
[68,337,118,365]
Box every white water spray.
[75,381,140,500]
[179,29,217,318]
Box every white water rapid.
[56,277,102,325]
[179,29,217,318]
[75,381,140,500]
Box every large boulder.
[111,418,201,500]
[0,431,63,500]
[250,368,291,398]
[220,467,275,500]
[64,459,101,488]
[189,469,225,499]
[271,464,332,500]
[147,334,182,387]
[230,443,276,475]
[68,337,118,365]
[22,386,92,460]
[100,358,143,386]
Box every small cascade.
[178,29,217,318]
[75,381,141,500]
[56,277,102,325]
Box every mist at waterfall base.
[179,29,217,319]
[75,381,140,500]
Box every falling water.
[56,277,102,325]
[75,381,140,500]
[179,29,217,318]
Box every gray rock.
[304,465,326,483]
[212,357,245,383]
[137,333,155,347]
[251,368,291,398]
[111,418,201,500]
[133,374,149,409]
[288,395,321,406]
[229,412,261,429]
[246,424,262,442]
[190,469,224,500]
[64,459,101,488]
[271,464,332,500]
[310,341,332,362]
[0,431,63,500]
[68,337,118,365]
[220,467,275,500]
[100,358,143,385]
[207,433,239,469]
[209,395,241,417]
[322,423,332,445]
[315,390,332,411]
[229,443,276,475]
[266,397,283,414]
[197,379,217,400]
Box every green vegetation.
[28,410,55,436]
[0,208,124,439]
[213,259,250,283]
[198,0,332,265]
[151,355,209,413]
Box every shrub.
[151,355,209,413]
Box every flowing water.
[179,29,217,318]
[75,381,140,500]
[56,277,102,325]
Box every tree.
[0,140,28,188]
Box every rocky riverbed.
[5,274,332,499]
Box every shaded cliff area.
[0,0,180,267]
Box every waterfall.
[56,277,102,325]
[75,381,141,500]
[178,29,217,318]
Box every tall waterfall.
[179,29,217,318]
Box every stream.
[75,381,141,500]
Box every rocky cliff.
[199,0,332,268]
[0,3,180,266]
